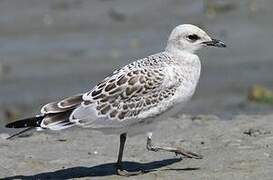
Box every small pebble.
[243,128,271,137]
[57,139,67,142]
[88,151,98,155]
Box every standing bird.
[5,24,226,176]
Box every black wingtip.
[5,123,14,128]
[5,115,44,129]
[5,119,28,128]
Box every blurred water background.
[0,0,273,132]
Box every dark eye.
[187,34,200,41]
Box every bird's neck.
[165,46,201,85]
[165,42,197,54]
[165,46,199,65]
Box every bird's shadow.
[3,158,200,180]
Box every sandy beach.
[1,114,273,179]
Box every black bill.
[202,39,226,48]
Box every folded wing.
[70,53,179,129]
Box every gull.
[5,24,226,176]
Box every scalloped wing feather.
[70,52,180,128]
[41,94,83,114]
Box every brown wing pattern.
[82,53,179,121]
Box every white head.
[166,24,226,53]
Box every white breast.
[169,53,201,106]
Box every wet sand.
[1,114,273,179]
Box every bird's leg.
[116,133,143,176]
[146,132,203,159]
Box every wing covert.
[80,57,179,122]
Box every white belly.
[93,85,197,137]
